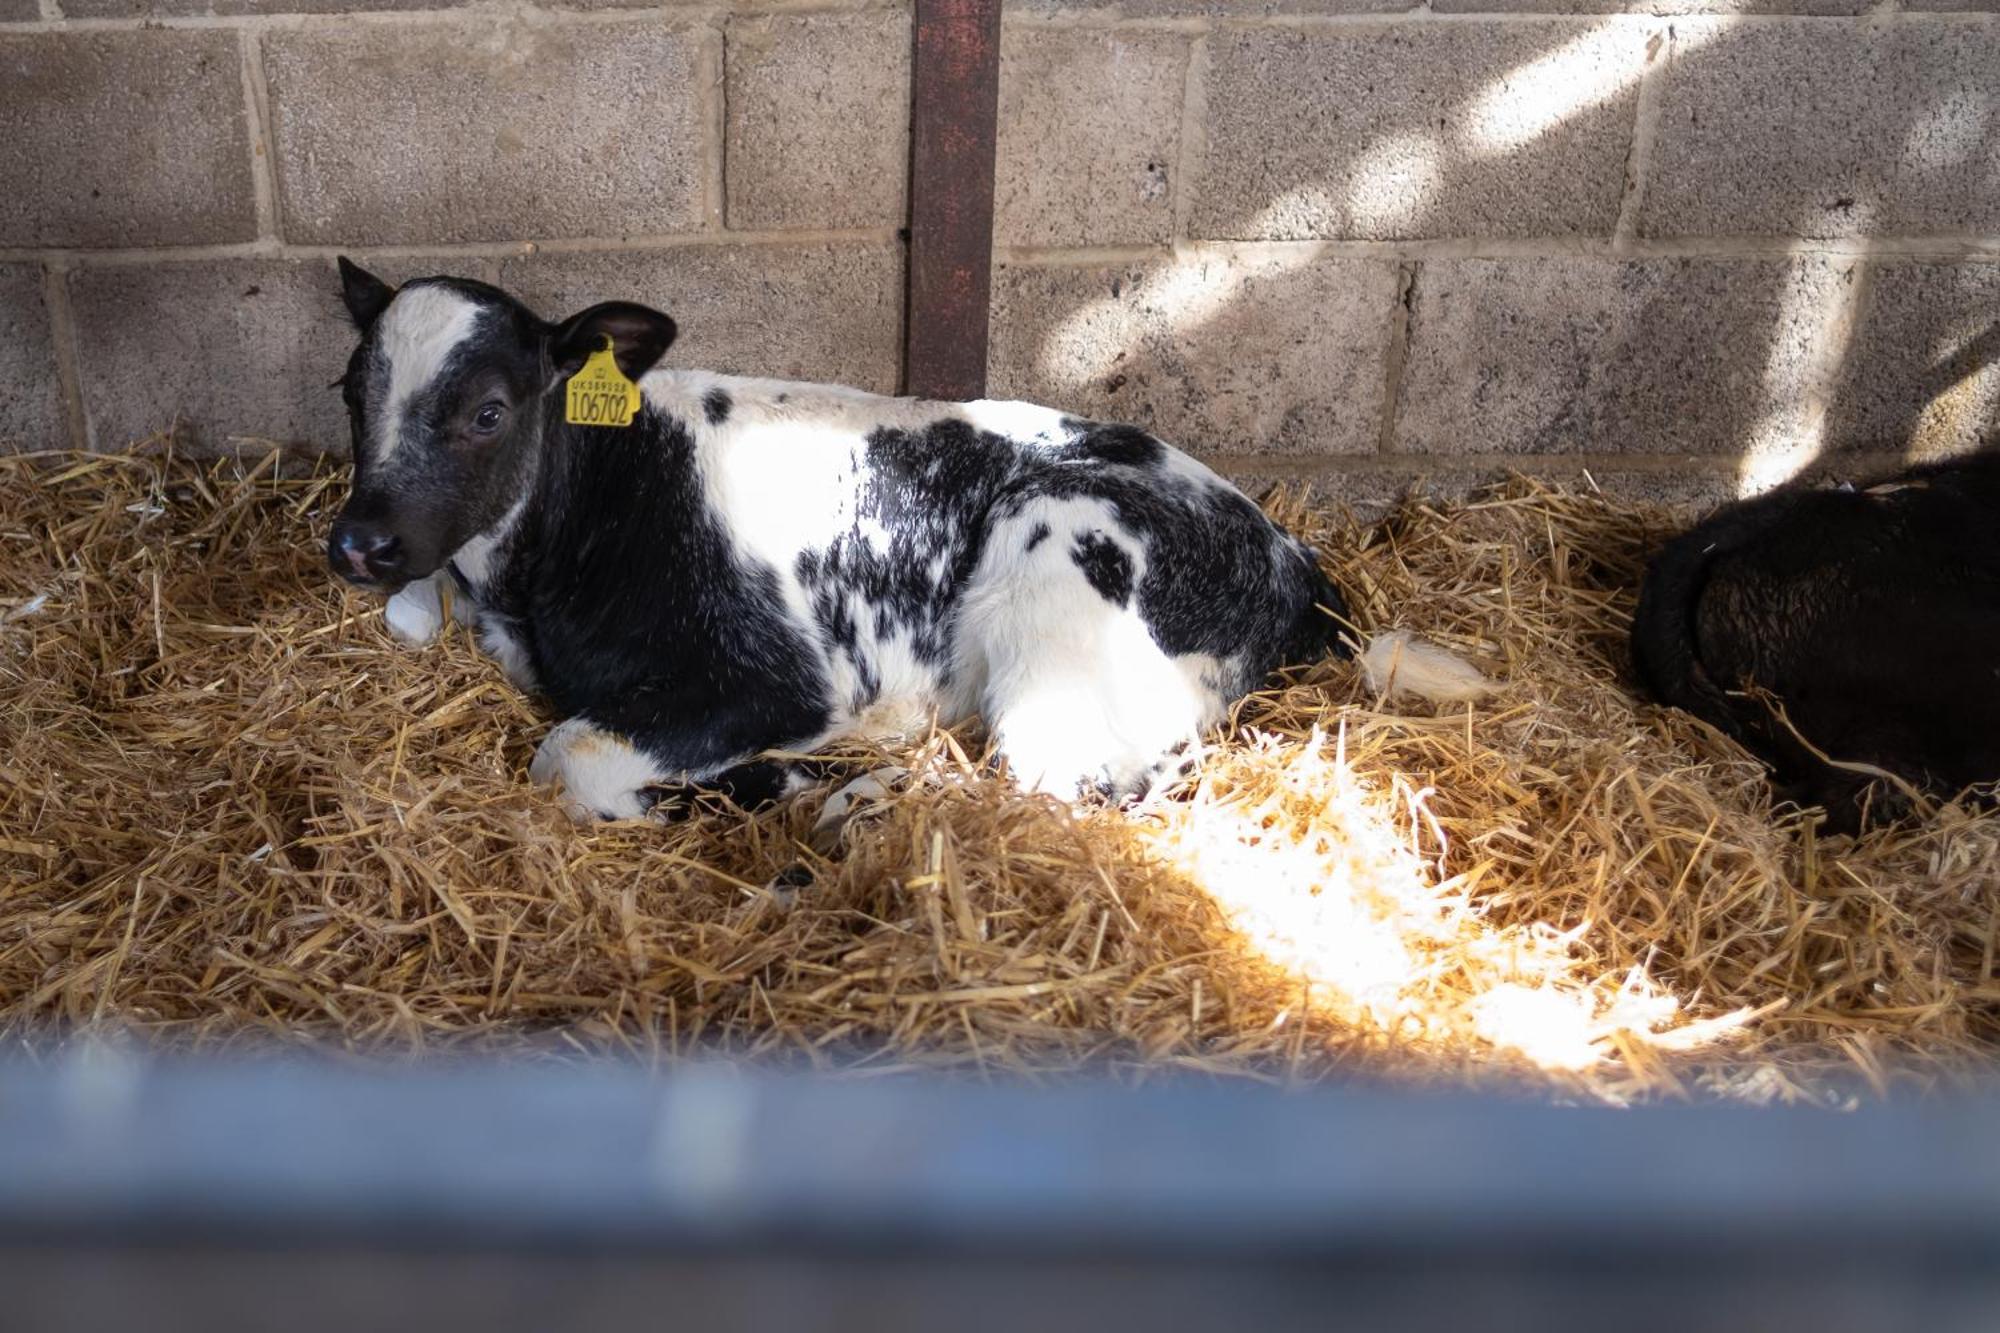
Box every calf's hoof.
[383,577,447,646]
[809,766,911,853]
[763,862,816,905]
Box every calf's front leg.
[528,716,810,823]
[383,569,477,646]
[529,718,667,821]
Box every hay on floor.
[2,447,1996,1104]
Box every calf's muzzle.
[328,519,406,587]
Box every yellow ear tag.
[564,336,640,428]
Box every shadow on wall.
[990,14,1999,506]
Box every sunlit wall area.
[987,5,2000,510]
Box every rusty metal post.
[904,0,1003,402]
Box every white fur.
[529,719,667,822]
[375,286,482,466]
[384,573,449,646]
[960,398,1068,447]
[1359,631,1494,705]
[450,496,525,593]
[959,497,1220,799]
[391,503,525,679]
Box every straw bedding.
[3,447,1996,1104]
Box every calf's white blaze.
[374,286,483,466]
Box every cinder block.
[69,260,353,455]
[1188,23,1645,241]
[0,32,255,248]
[988,253,1400,455]
[1004,0,1412,15]
[725,12,911,231]
[0,266,67,453]
[1393,256,1848,457]
[995,28,1187,248]
[540,0,712,8]
[1642,21,2000,238]
[1429,0,1866,13]
[266,21,706,246]
[1822,261,2000,460]
[498,243,903,392]
[61,0,460,15]
[0,0,40,21]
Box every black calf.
[1632,452,2000,832]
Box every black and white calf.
[326,259,1349,820]
[1631,452,2000,831]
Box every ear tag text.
[565,337,639,428]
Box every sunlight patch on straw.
[1133,728,1714,1077]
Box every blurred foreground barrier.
[0,1051,1996,1332]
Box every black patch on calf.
[1072,532,1134,607]
[1054,420,1165,468]
[703,388,732,426]
[793,419,1021,700]
[1024,522,1052,553]
[486,403,836,779]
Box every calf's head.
[327,257,677,589]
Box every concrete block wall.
[0,1,911,457]
[989,3,2000,511]
[1,0,1996,514]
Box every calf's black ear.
[337,257,396,332]
[549,302,678,383]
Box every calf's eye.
[472,401,507,434]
